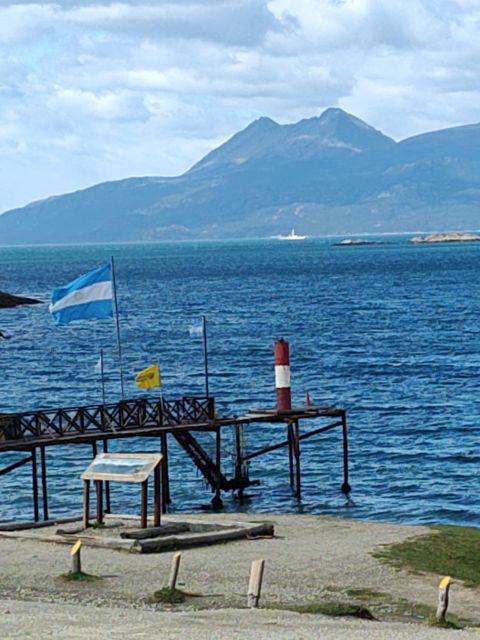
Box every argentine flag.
[49,264,113,325]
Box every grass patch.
[270,602,376,620]
[324,586,472,627]
[270,592,473,628]
[58,571,100,583]
[340,591,436,623]
[148,587,185,605]
[372,525,480,587]
[429,618,464,630]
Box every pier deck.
[0,396,349,524]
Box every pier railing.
[0,396,215,445]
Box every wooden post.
[102,439,111,513]
[294,420,301,499]
[212,426,223,509]
[141,479,148,528]
[247,559,265,608]
[153,463,161,527]
[83,479,90,528]
[234,424,245,498]
[234,424,242,479]
[95,480,103,525]
[71,540,82,574]
[287,423,295,489]
[40,446,49,521]
[160,433,171,511]
[341,411,351,494]
[31,448,39,522]
[168,552,182,590]
[436,576,452,623]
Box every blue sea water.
[0,238,479,526]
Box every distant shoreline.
[2,230,480,248]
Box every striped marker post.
[71,539,82,574]
[275,338,292,412]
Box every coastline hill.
[1,108,480,243]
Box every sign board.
[81,452,163,483]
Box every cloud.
[1,1,480,213]
[2,1,285,46]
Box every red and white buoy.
[275,338,292,412]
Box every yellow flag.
[135,363,161,389]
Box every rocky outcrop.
[410,232,480,244]
[334,238,385,246]
[0,291,42,308]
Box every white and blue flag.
[49,264,113,325]
[189,318,204,337]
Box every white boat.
[277,228,307,241]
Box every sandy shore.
[3,601,479,639]
[0,513,478,638]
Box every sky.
[1,0,480,213]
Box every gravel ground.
[0,513,479,638]
[1,600,479,640]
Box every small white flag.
[189,319,204,338]
[94,357,102,372]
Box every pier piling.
[83,480,90,528]
[160,432,171,512]
[95,480,103,525]
[40,446,48,521]
[341,412,351,494]
[294,420,301,498]
[31,448,39,522]
[102,439,111,513]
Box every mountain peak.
[308,107,395,150]
[190,108,393,174]
[318,107,369,129]
[249,116,279,129]
[189,116,281,173]
[319,107,349,119]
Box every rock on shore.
[410,232,480,244]
[0,291,42,308]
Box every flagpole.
[157,361,164,422]
[110,256,125,399]
[100,348,106,404]
[202,315,209,397]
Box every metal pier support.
[293,420,301,499]
[341,411,351,494]
[212,426,223,509]
[287,422,295,489]
[154,463,161,526]
[40,446,49,521]
[102,439,111,513]
[234,424,245,498]
[32,448,39,522]
[160,432,171,512]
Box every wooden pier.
[0,396,350,523]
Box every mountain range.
[1,107,480,244]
